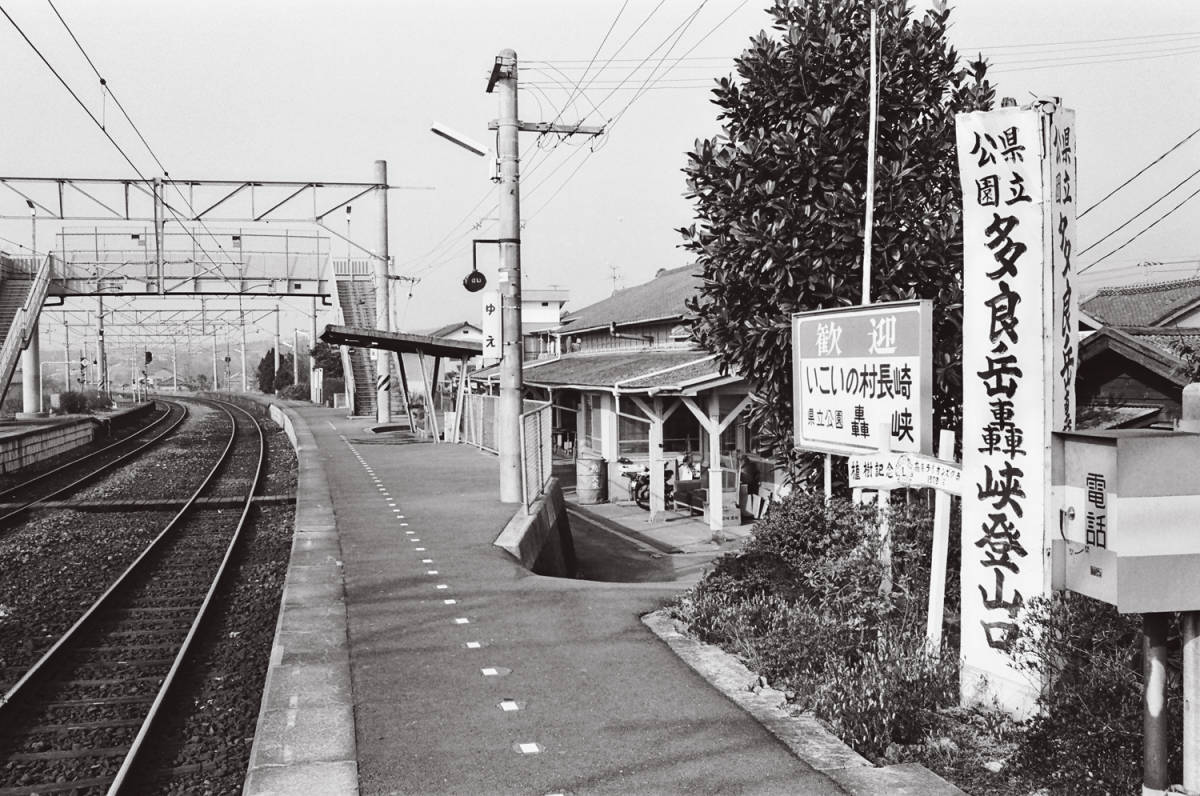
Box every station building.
[473,266,773,520]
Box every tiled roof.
[470,349,733,393]
[557,266,703,333]
[1081,277,1200,327]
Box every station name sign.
[792,299,933,457]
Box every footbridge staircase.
[0,254,53,407]
[332,260,406,419]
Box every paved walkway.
[302,407,844,795]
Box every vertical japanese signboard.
[481,290,501,366]
[956,101,1077,715]
[792,300,932,456]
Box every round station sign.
[463,270,487,292]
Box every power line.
[545,0,629,130]
[968,29,1200,52]
[1080,124,1200,219]
[989,44,1200,73]
[1080,166,1200,256]
[1081,184,1200,274]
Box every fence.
[460,393,553,510]
[520,402,553,510]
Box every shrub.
[82,389,111,410]
[1007,593,1180,792]
[675,488,958,762]
[55,391,90,415]
[278,384,309,401]
[810,627,959,757]
[323,377,345,407]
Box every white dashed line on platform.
[465,641,483,649]
[454,617,470,624]
[436,584,448,590]
[498,699,521,711]
[443,599,457,605]
[422,558,432,563]
[427,570,438,575]
[415,547,426,551]
[514,742,543,754]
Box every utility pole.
[172,337,178,391]
[486,49,603,502]
[63,318,71,390]
[96,295,108,398]
[240,306,248,392]
[374,159,391,424]
[310,297,319,403]
[273,304,281,394]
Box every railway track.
[0,397,266,794]
[0,401,188,528]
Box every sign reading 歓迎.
[792,300,932,457]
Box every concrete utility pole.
[240,307,248,392]
[310,297,319,403]
[493,50,523,502]
[96,296,107,396]
[374,159,392,424]
[485,49,603,502]
[273,305,281,394]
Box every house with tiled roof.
[1075,277,1200,428]
[473,266,761,530]
[1081,277,1200,327]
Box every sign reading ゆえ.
[792,300,932,457]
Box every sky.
[0,0,1198,363]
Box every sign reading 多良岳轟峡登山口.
[792,300,933,457]
[956,100,1077,717]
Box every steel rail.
[0,397,264,793]
[0,400,188,525]
[110,398,265,793]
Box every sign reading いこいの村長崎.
[791,300,933,457]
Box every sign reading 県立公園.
[791,300,932,457]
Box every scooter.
[617,458,674,510]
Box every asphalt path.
[303,407,845,795]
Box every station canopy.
[320,324,482,359]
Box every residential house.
[1075,277,1200,428]
[474,266,767,530]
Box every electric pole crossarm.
[487,121,605,136]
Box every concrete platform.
[245,404,845,795]
[244,401,963,796]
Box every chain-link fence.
[520,402,553,510]
[461,394,553,510]
[462,393,498,453]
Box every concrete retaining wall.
[493,478,577,577]
[0,418,96,474]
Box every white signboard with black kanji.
[792,300,932,457]
[956,101,1077,715]
[481,290,501,366]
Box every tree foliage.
[255,348,294,393]
[681,0,994,460]
[310,341,344,379]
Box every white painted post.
[926,429,957,652]
[1179,384,1200,791]
[648,397,665,520]
[707,392,724,541]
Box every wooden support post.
[707,392,724,541]
[1144,613,1170,795]
[452,356,468,444]
[418,354,440,443]
[926,430,957,653]
[1184,611,1200,792]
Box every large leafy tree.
[681,0,994,461]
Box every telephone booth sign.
[1052,429,1200,612]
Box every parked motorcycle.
[617,457,674,510]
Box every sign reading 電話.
[792,300,932,457]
